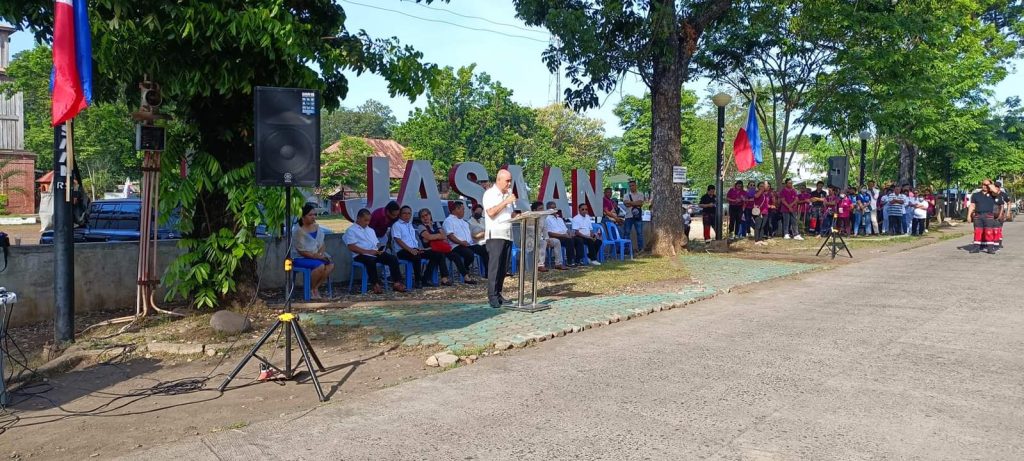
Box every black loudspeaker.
[255,87,321,186]
[827,156,849,191]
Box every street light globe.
[859,130,871,141]
[711,92,732,108]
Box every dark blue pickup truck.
[39,198,180,244]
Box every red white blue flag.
[733,99,762,172]
[51,0,93,126]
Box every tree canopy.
[514,0,734,254]
[321,99,398,146]
[1,0,438,307]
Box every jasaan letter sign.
[338,157,604,222]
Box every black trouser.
[728,205,742,237]
[462,244,488,276]
[354,253,401,286]
[552,236,576,265]
[396,249,424,285]
[423,249,449,282]
[889,213,904,235]
[912,217,926,236]
[574,235,601,263]
[449,245,475,276]
[397,249,446,285]
[486,239,512,303]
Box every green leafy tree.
[615,90,734,198]
[804,0,1021,186]
[320,136,372,199]
[705,0,835,189]
[513,0,734,255]
[321,99,398,146]
[1,45,139,198]
[395,65,538,180]
[529,103,609,185]
[1,1,437,308]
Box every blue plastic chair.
[590,223,608,263]
[474,252,487,277]
[293,266,333,301]
[603,221,634,260]
[349,260,393,294]
[397,259,416,290]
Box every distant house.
[0,25,36,215]
[320,137,410,213]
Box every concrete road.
[134,224,1024,460]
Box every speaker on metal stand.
[220,87,327,401]
[827,156,849,191]
[818,156,853,260]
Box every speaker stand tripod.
[218,186,327,401]
[816,213,853,260]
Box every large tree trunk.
[647,0,686,256]
[898,140,918,186]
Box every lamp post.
[859,130,870,188]
[711,93,732,240]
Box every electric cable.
[339,0,549,43]
[399,0,548,35]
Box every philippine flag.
[51,0,93,126]
[733,99,762,173]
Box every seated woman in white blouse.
[290,203,336,299]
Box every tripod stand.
[816,212,853,259]
[218,186,327,401]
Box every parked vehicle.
[39,198,180,244]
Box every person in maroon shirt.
[779,178,803,240]
[726,180,745,239]
[797,185,811,234]
[369,201,401,239]
[738,181,756,238]
[602,187,624,225]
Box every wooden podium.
[508,210,556,312]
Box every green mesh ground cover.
[301,255,816,351]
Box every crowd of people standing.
[720,179,942,243]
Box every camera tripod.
[218,186,327,401]
[816,212,853,259]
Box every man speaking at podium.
[483,169,517,308]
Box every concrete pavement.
[132,223,1024,460]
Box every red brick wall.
[0,151,36,215]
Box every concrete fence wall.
[1,234,353,327]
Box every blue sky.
[6,0,1022,137]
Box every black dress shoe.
[463,278,478,285]
[498,296,514,305]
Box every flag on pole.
[733,98,762,173]
[51,0,93,126]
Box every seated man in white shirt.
[343,208,407,294]
[545,201,578,268]
[571,203,602,266]
[444,201,485,284]
[531,201,567,271]
[392,205,446,289]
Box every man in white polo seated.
[444,201,486,283]
[571,203,602,266]
[344,208,407,294]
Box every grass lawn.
[535,254,690,296]
[318,215,353,233]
